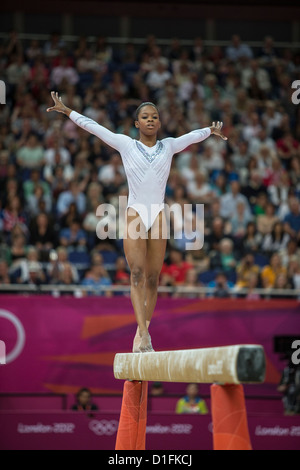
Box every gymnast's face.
[135,105,161,137]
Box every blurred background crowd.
[0,30,300,297]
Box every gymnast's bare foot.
[139,332,154,352]
[133,330,154,353]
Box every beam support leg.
[115,380,148,450]
[211,384,252,450]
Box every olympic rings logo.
[89,419,119,436]
[0,309,26,364]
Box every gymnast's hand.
[210,121,228,140]
[47,91,72,116]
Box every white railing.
[0,283,299,299]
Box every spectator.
[220,180,252,220]
[261,253,287,288]
[29,212,56,260]
[245,272,261,300]
[229,200,253,239]
[114,256,130,286]
[207,271,233,298]
[256,202,279,235]
[176,383,208,414]
[71,387,99,413]
[240,221,263,254]
[51,55,79,88]
[150,382,165,396]
[160,248,194,286]
[235,253,260,290]
[81,256,112,296]
[47,246,79,284]
[225,35,253,62]
[16,133,44,171]
[173,268,203,299]
[210,237,236,272]
[283,197,300,241]
[59,219,87,250]
[56,180,86,218]
[261,221,290,254]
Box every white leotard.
[70,110,211,231]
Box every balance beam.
[114,344,265,384]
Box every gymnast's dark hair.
[135,102,159,120]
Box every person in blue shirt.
[81,257,112,296]
[59,219,87,249]
[283,197,300,241]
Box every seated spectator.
[225,34,253,62]
[199,144,224,174]
[56,180,86,218]
[7,224,28,268]
[71,387,98,414]
[261,221,290,254]
[206,217,228,253]
[261,253,287,288]
[81,256,112,296]
[276,131,300,171]
[273,272,293,293]
[55,262,78,287]
[173,268,204,299]
[59,219,87,250]
[241,170,268,210]
[160,248,194,286]
[248,127,276,157]
[207,271,233,298]
[114,256,130,285]
[150,382,165,396]
[47,246,79,284]
[245,272,261,300]
[26,184,52,217]
[279,239,300,268]
[51,55,79,88]
[220,180,252,220]
[16,133,44,172]
[288,258,300,290]
[210,238,237,272]
[29,212,56,261]
[229,200,253,239]
[12,246,46,285]
[283,197,300,241]
[239,221,263,254]
[23,169,50,202]
[1,196,27,241]
[256,202,279,235]
[235,253,260,290]
[241,59,271,98]
[175,383,208,415]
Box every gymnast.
[47,91,227,352]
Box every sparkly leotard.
[70,111,211,231]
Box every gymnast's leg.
[123,209,152,353]
[145,211,167,328]
[131,211,167,352]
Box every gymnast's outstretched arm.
[47,91,130,152]
[165,121,227,155]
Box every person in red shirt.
[161,248,194,285]
[276,131,300,170]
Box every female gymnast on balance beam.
[47,91,227,353]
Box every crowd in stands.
[0,30,300,297]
